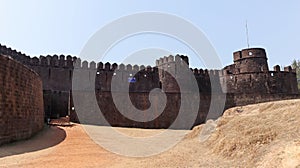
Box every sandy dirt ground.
[0,99,300,167]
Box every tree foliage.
[291,59,300,90]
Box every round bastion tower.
[233,48,269,74]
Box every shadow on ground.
[0,125,66,158]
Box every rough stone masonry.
[0,44,298,130]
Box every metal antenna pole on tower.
[246,20,250,48]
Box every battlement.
[156,54,189,66]
[1,43,297,94]
[72,59,159,78]
[0,43,31,64]
[220,61,298,95]
[74,60,157,72]
[233,48,267,62]
[0,44,78,69]
[29,55,77,68]
[232,48,269,73]
[273,65,296,73]
[0,44,29,58]
[191,68,220,76]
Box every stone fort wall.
[71,57,227,127]
[0,44,298,129]
[0,54,44,145]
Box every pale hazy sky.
[0,0,299,68]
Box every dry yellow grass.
[205,99,300,167]
[113,99,300,167]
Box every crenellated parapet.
[233,48,269,73]
[268,65,298,94]
[74,60,157,73]
[220,61,298,94]
[0,43,31,65]
[191,68,221,77]
[272,65,295,73]
[2,42,297,96]
[72,59,160,92]
[29,55,77,69]
[0,43,80,70]
[155,54,224,93]
[156,54,189,68]
[218,47,298,95]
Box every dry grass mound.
[202,99,300,167]
[113,99,300,167]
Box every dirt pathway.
[0,125,118,168]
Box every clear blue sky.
[0,0,299,68]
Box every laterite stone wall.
[0,54,44,145]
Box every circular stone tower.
[233,48,269,73]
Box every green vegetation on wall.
[291,59,300,90]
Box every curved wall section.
[0,54,44,145]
